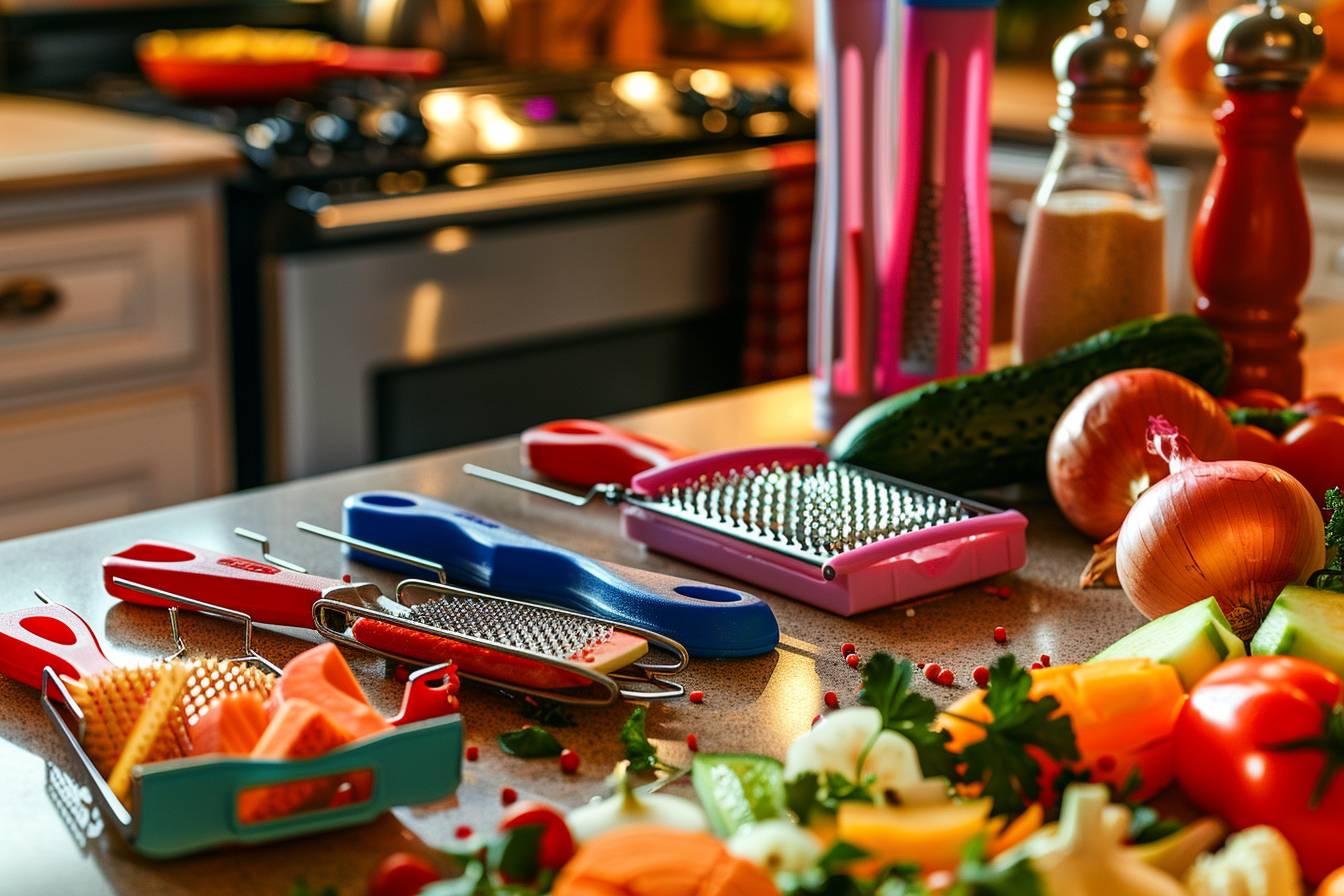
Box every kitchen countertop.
[3,304,1343,894]
[0,95,239,195]
[992,66,1344,174]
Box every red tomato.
[368,852,441,896]
[1293,394,1344,418]
[1174,656,1344,883]
[1226,387,1292,410]
[1232,424,1279,465]
[498,800,575,870]
[1276,414,1344,509]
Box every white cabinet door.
[0,205,203,396]
[0,389,209,540]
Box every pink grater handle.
[880,3,995,392]
[629,445,829,496]
[825,509,1028,577]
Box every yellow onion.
[1049,369,1237,540]
[1117,416,1324,639]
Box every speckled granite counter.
[2,306,1342,894]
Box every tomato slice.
[499,800,576,870]
[1277,414,1344,509]
[1227,387,1292,410]
[368,852,441,896]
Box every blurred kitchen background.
[1,0,1342,538]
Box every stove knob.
[307,112,362,150]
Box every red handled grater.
[466,444,1027,616]
[103,532,688,706]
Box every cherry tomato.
[1277,414,1344,510]
[1226,387,1292,410]
[1319,866,1344,896]
[498,800,576,870]
[368,852,441,896]
[1232,424,1279,465]
[1174,656,1344,883]
[1293,394,1344,418]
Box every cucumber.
[830,315,1230,493]
[1091,597,1245,690]
[1250,585,1344,678]
[691,753,786,838]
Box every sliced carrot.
[236,698,354,824]
[552,827,778,896]
[270,643,390,739]
[189,691,268,757]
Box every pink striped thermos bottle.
[811,0,997,432]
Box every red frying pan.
[136,29,443,102]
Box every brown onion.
[1049,368,1237,540]
[1117,416,1325,639]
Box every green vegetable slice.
[691,752,786,837]
[497,726,564,758]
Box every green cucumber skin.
[830,315,1230,493]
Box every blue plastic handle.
[342,491,779,658]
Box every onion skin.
[1049,369,1237,540]
[1117,422,1325,640]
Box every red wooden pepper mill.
[1191,0,1325,400]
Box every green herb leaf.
[858,653,958,780]
[949,834,1044,896]
[817,840,871,875]
[620,707,672,774]
[519,695,577,728]
[288,880,337,896]
[419,862,489,896]
[498,726,564,758]
[488,824,543,886]
[957,656,1080,816]
[1127,804,1184,845]
[1308,487,1344,592]
[785,770,820,824]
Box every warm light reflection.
[448,162,489,188]
[403,281,444,361]
[748,111,789,137]
[690,68,733,101]
[702,109,728,133]
[469,96,524,152]
[420,90,466,126]
[430,226,471,254]
[612,70,662,107]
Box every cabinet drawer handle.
[0,278,61,320]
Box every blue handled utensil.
[339,491,780,658]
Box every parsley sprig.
[857,653,958,780]
[947,656,1079,816]
[1308,486,1344,593]
[620,707,678,774]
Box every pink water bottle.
[811,0,997,432]
[809,0,892,432]
[882,0,996,391]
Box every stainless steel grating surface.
[407,597,616,660]
[637,462,974,565]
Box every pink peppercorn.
[559,749,580,774]
[1040,654,1051,667]
[465,745,479,762]
[824,691,839,709]
[937,668,954,686]
[500,787,517,806]
[689,690,705,704]
[972,666,989,688]
[846,654,861,669]
[924,663,942,683]
[455,825,473,839]
[1030,661,1043,670]
[687,733,700,752]
[993,626,1007,644]
[841,642,857,657]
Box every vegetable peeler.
[337,491,780,658]
[0,592,461,859]
[522,419,691,487]
[466,445,1028,616]
[103,533,690,706]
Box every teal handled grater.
[1,594,462,859]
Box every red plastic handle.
[0,603,113,696]
[389,664,461,727]
[323,44,444,79]
[521,419,693,488]
[103,541,343,630]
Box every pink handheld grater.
[812,0,998,431]
[466,445,1027,616]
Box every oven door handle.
[308,147,783,239]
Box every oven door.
[271,195,747,479]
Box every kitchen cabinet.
[0,115,235,538]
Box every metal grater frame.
[297,524,689,706]
[467,444,1028,616]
